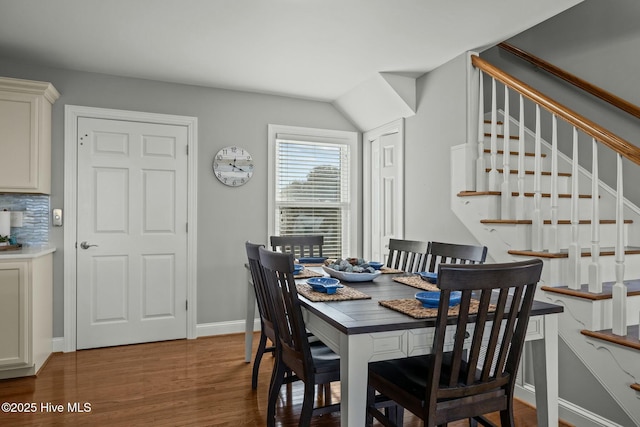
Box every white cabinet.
[0,77,59,194]
[0,252,53,379]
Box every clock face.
[212,146,254,187]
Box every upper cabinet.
[0,77,59,194]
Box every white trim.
[197,319,261,338]
[267,124,359,256]
[362,118,405,261]
[52,337,64,353]
[63,105,198,352]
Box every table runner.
[296,283,371,302]
[379,298,495,319]
[393,275,439,291]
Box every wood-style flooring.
[0,333,571,426]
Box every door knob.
[80,241,98,250]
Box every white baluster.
[588,138,601,293]
[501,86,511,219]
[531,105,542,252]
[612,153,627,336]
[488,78,499,191]
[476,71,486,192]
[516,95,525,220]
[549,115,559,253]
[568,128,581,290]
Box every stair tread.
[508,246,640,258]
[541,280,640,300]
[483,149,547,158]
[481,219,633,225]
[458,190,594,198]
[484,132,519,140]
[485,168,571,177]
[581,326,640,352]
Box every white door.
[364,120,404,264]
[76,117,188,349]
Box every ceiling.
[0,0,582,102]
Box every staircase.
[451,105,640,425]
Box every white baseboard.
[196,319,261,338]
[51,320,260,353]
[516,384,623,427]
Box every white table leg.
[531,313,559,427]
[245,271,256,363]
[340,333,371,427]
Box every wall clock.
[212,146,254,187]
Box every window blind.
[274,139,350,258]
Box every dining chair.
[386,238,430,272]
[366,258,543,427]
[245,241,277,389]
[257,247,340,426]
[270,235,324,259]
[424,241,488,272]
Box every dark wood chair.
[258,247,340,426]
[424,241,488,272]
[270,235,324,259]
[366,258,543,427]
[245,241,276,389]
[386,238,430,272]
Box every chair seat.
[310,344,340,375]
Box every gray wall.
[0,57,357,337]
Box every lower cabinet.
[0,254,52,378]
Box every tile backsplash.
[0,194,49,245]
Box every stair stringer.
[537,291,640,425]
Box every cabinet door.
[0,261,30,369]
[0,91,40,191]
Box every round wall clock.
[212,146,254,187]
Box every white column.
[516,95,526,220]
[612,153,627,336]
[588,138,601,293]
[548,115,559,253]
[531,105,543,252]
[476,71,486,192]
[501,86,511,219]
[488,78,499,191]
[568,128,581,290]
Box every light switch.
[53,209,63,226]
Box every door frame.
[63,105,198,352]
[362,118,404,261]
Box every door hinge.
[186,145,189,155]
[186,222,188,233]
[186,300,188,311]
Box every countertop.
[0,245,56,260]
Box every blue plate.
[416,271,437,284]
[307,277,343,294]
[298,257,328,264]
[415,291,462,308]
[293,264,304,274]
[368,261,384,270]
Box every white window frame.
[268,124,359,257]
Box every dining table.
[245,265,563,427]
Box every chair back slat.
[386,238,429,272]
[245,242,275,339]
[270,235,324,258]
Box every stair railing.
[471,54,640,336]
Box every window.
[268,125,358,258]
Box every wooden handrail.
[499,42,640,121]
[471,55,640,166]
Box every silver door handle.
[80,241,98,250]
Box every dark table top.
[298,271,564,336]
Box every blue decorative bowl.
[415,291,462,308]
[368,261,384,270]
[293,264,304,274]
[307,277,343,294]
[416,271,437,283]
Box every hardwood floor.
[0,333,570,426]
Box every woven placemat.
[379,298,494,319]
[300,263,325,267]
[380,266,405,274]
[294,268,324,279]
[296,283,371,302]
[393,275,439,291]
